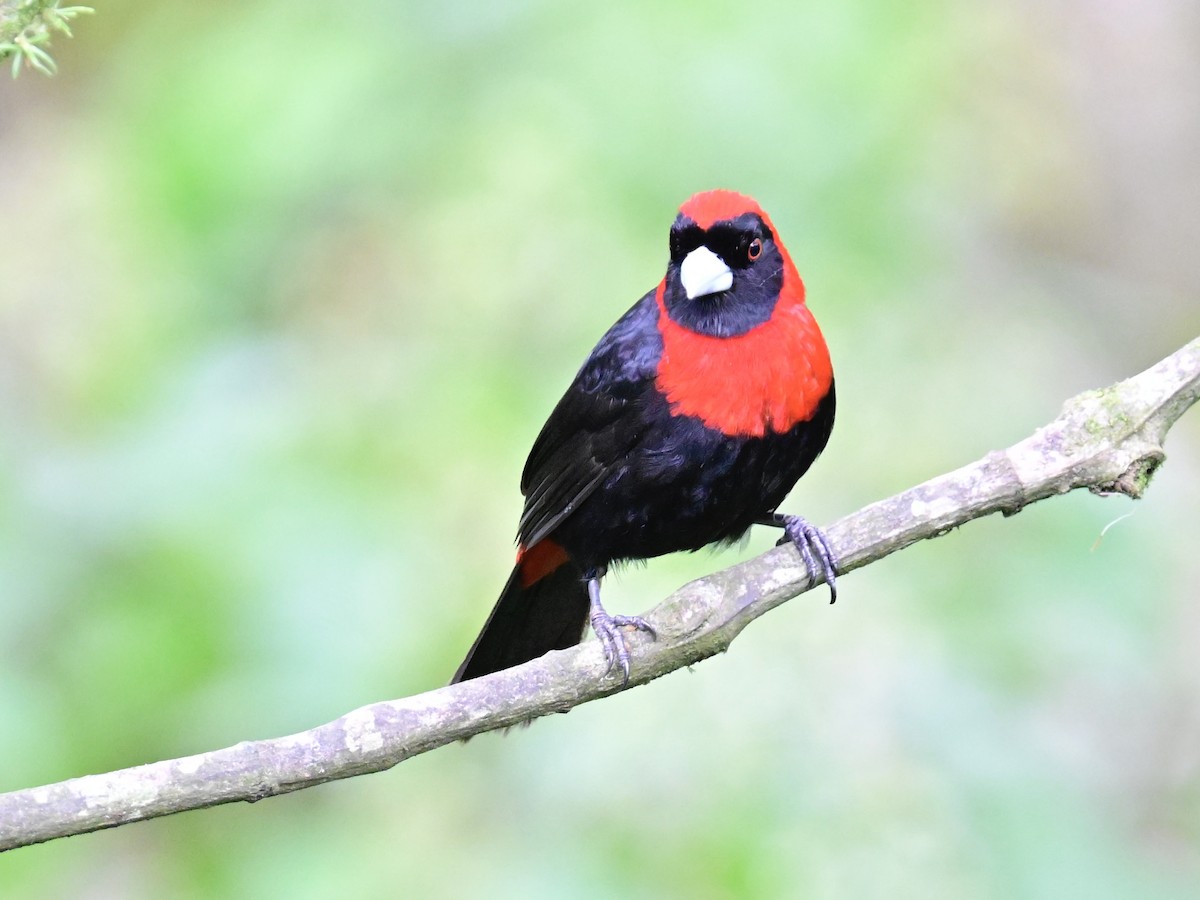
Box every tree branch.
[2,337,1197,852]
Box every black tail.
[451,558,590,683]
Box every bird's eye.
[747,238,763,261]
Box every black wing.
[517,290,663,549]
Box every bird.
[452,189,836,685]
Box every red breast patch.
[653,278,832,438]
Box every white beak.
[679,246,733,300]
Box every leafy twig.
[0,0,93,77]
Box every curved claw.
[587,575,656,685]
[764,513,839,603]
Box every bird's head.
[662,189,804,338]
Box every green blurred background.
[2,1,1199,896]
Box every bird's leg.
[585,566,656,685]
[756,513,838,604]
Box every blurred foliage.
[1,0,1199,897]
[0,0,92,77]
